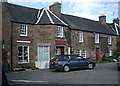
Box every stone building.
[2,2,119,70]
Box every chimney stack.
[99,15,106,24]
[49,2,61,17]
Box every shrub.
[113,48,120,60]
[101,55,114,62]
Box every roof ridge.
[7,2,39,10]
[62,13,99,23]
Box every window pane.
[109,50,112,56]
[57,26,63,37]
[108,36,111,44]
[20,24,27,36]
[79,31,83,42]
[18,45,29,63]
[95,33,99,43]
[82,50,86,58]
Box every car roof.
[58,55,80,57]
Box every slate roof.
[7,3,117,35]
[7,3,67,26]
[61,14,116,35]
[7,3,38,24]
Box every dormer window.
[79,31,84,42]
[56,26,63,38]
[95,33,99,43]
[20,24,28,36]
[108,36,112,45]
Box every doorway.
[96,48,100,61]
[37,46,50,69]
[56,46,64,55]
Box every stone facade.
[10,22,70,69]
[71,30,117,60]
[2,2,11,69]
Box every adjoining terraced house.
[2,2,120,70]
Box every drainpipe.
[10,21,13,71]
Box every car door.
[69,55,80,69]
[76,56,88,68]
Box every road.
[6,62,119,85]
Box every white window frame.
[77,50,82,56]
[18,45,29,64]
[109,50,112,56]
[20,24,28,36]
[79,31,84,42]
[108,36,112,45]
[77,50,86,58]
[95,33,99,43]
[82,50,86,58]
[68,47,71,55]
[56,26,63,38]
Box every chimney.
[99,15,106,24]
[49,2,61,17]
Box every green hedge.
[101,55,114,62]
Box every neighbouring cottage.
[2,2,120,70]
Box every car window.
[63,56,69,60]
[70,55,77,60]
[59,55,69,60]
[76,56,83,60]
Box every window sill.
[57,36,64,38]
[79,41,84,43]
[18,62,29,64]
[20,35,27,37]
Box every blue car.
[49,55,96,72]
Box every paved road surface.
[6,62,119,85]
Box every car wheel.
[88,63,94,69]
[63,65,70,72]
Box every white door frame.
[35,45,50,69]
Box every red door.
[96,48,100,61]
[60,47,64,55]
